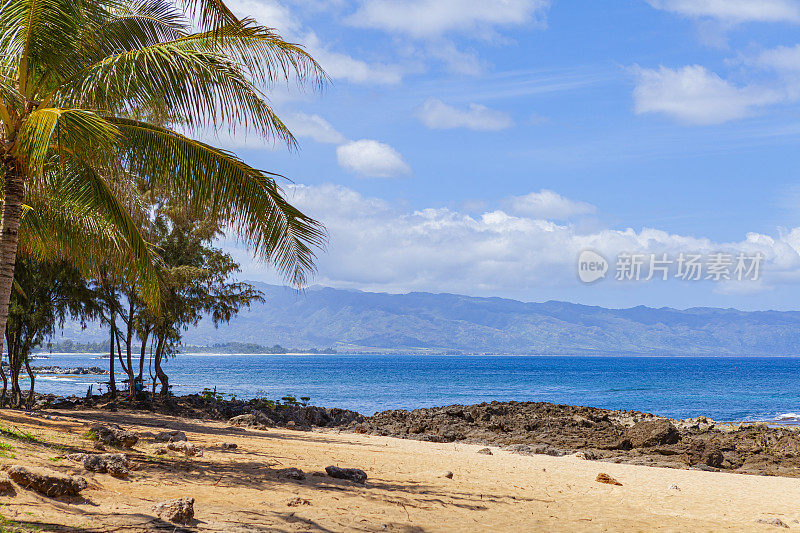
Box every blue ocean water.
[22,354,800,422]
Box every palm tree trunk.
[137,329,149,383]
[125,306,135,399]
[0,160,24,407]
[108,311,116,397]
[0,353,7,405]
[153,335,168,397]
[23,339,34,409]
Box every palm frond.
[53,41,295,145]
[0,0,82,95]
[89,0,188,58]
[21,166,163,307]
[177,0,237,32]
[14,107,119,176]
[112,117,325,286]
[176,20,327,88]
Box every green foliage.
[0,426,43,444]
[0,0,329,403]
[82,430,98,441]
[199,388,225,401]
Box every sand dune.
[0,409,794,532]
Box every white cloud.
[752,44,800,73]
[302,31,404,85]
[282,112,346,144]
[232,184,800,294]
[632,65,783,124]
[507,190,596,219]
[346,0,549,39]
[226,0,404,85]
[336,140,411,178]
[646,0,800,24]
[416,98,513,131]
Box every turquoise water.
[23,354,800,422]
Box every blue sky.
[214,0,800,310]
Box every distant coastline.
[35,340,337,355]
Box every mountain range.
[54,282,800,356]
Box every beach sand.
[0,408,795,532]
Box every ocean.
[21,353,800,423]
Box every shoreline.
[0,406,797,531]
[28,395,800,479]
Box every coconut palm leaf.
[112,117,324,286]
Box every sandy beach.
[0,408,794,532]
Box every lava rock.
[277,467,305,480]
[153,497,194,524]
[166,442,202,457]
[627,419,680,448]
[91,424,138,448]
[325,466,367,484]
[83,453,129,477]
[228,412,273,430]
[8,466,87,497]
[154,431,187,443]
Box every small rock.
[438,471,454,479]
[476,448,493,455]
[83,453,129,478]
[571,451,597,460]
[668,484,681,491]
[595,473,622,486]
[756,518,790,528]
[277,467,305,480]
[91,424,138,448]
[286,421,296,428]
[93,442,106,451]
[154,431,187,443]
[220,442,238,450]
[153,497,194,524]
[0,473,13,493]
[287,497,311,507]
[167,442,202,457]
[154,447,168,455]
[8,465,87,497]
[325,466,367,484]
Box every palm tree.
[0,0,326,363]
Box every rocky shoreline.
[37,395,800,477]
[350,401,800,477]
[32,366,108,375]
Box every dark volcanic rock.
[227,405,364,430]
[352,400,800,477]
[229,412,272,429]
[83,453,130,477]
[8,466,87,496]
[91,424,138,448]
[277,467,305,480]
[627,419,680,448]
[154,430,187,443]
[683,441,724,468]
[325,466,367,484]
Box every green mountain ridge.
[52,282,800,356]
